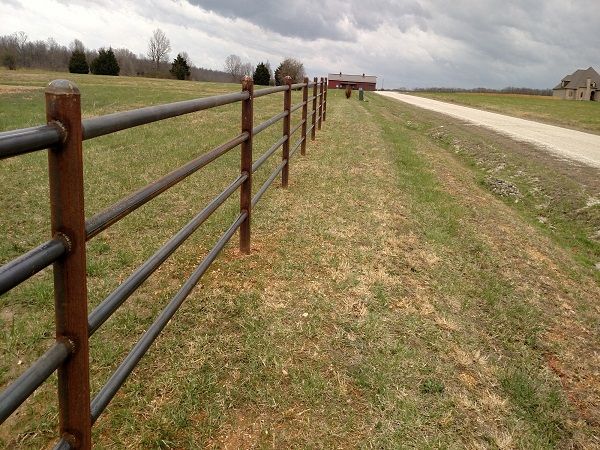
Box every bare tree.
[179,51,193,68]
[241,62,254,78]
[114,48,137,76]
[15,31,27,49]
[274,58,305,84]
[224,54,243,81]
[70,39,85,52]
[147,28,171,71]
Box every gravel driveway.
[377,92,600,168]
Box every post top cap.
[46,79,80,95]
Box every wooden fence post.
[318,77,324,130]
[301,76,309,155]
[311,77,317,141]
[282,76,292,187]
[45,80,91,449]
[323,77,327,122]
[240,76,253,254]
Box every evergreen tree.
[274,65,282,86]
[253,62,270,86]
[68,49,89,74]
[170,53,191,80]
[90,47,120,76]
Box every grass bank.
[410,91,600,134]
[1,72,598,448]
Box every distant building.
[328,73,377,91]
[553,67,600,101]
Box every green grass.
[411,91,600,134]
[1,71,599,448]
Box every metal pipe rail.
[87,173,248,335]
[85,133,247,240]
[89,211,247,423]
[0,237,68,295]
[290,101,305,113]
[253,110,287,136]
[0,74,328,449]
[0,339,73,423]
[290,137,304,158]
[290,120,304,137]
[252,135,287,173]
[0,124,62,160]
[252,84,288,98]
[82,91,248,140]
[252,160,287,208]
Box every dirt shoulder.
[378,91,600,168]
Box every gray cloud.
[189,0,430,41]
[183,0,599,87]
[1,0,598,89]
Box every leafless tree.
[70,39,85,52]
[114,48,137,76]
[179,51,193,68]
[147,28,171,71]
[274,57,305,84]
[15,31,27,49]
[224,54,243,81]
[241,62,254,78]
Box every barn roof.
[553,67,600,90]
[328,73,377,84]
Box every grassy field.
[410,91,600,134]
[1,71,599,448]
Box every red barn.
[328,73,377,91]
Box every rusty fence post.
[300,76,308,155]
[318,77,324,130]
[240,76,253,254]
[46,80,92,449]
[323,77,327,122]
[311,77,317,141]
[282,76,292,187]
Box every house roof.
[328,73,377,84]
[553,67,600,90]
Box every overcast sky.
[1,0,598,89]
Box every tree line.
[408,86,553,96]
[223,54,306,86]
[0,30,306,85]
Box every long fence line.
[0,74,328,449]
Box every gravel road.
[377,91,600,168]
